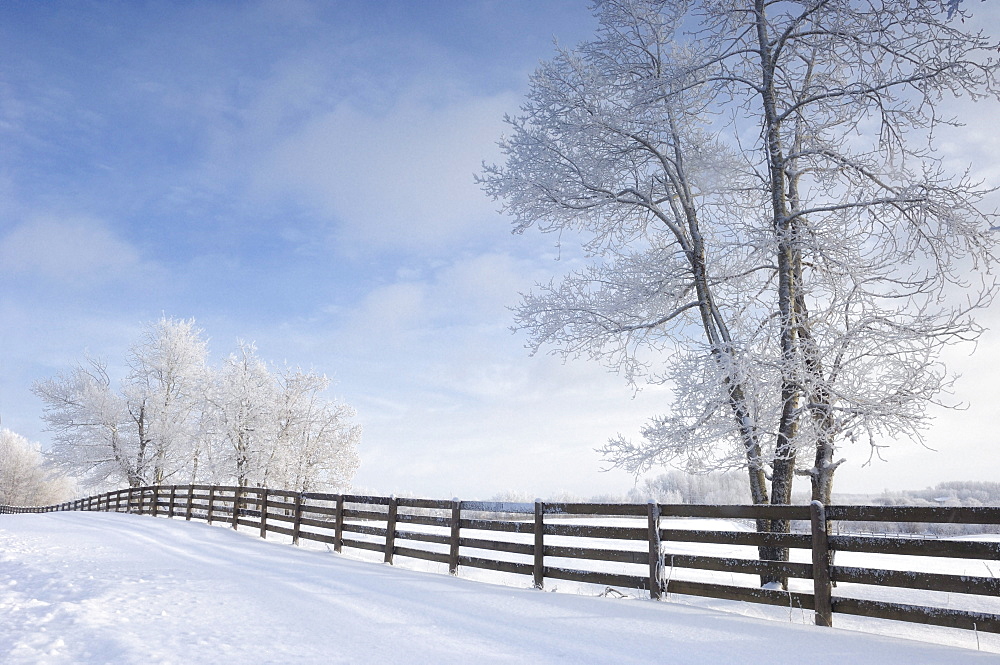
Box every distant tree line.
[850,482,1000,536]
[32,317,361,492]
[625,471,750,506]
[487,471,750,506]
[875,481,1000,508]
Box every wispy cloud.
[0,216,145,285]
[257,91,516,254]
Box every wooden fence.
[4,486,1000,635]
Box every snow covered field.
[2,512,999,664]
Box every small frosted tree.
[202,341,277,488]
[0,428,74,506]
[123,317,209,485]
[268,368,361,492]
[33,358,141,487]
[202,351,361,491]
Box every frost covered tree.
[202,341,278,488]
[35,319,361,492]
[123,317,209,485]
[33,358,140,487]
[482,0,998,521]
[35,319,209,487]
[0,428,74,506]
[268,367,361,492]
[199,344,361,491]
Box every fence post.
[168,486,176,518]
[811,500,833,627]
[259,488,268,539]
[207,487,216,524]
[384,495,398,564]
[448,498,461,575]
[292,493,304,545]
[127,487,135,513]
[647,501,663,600]
[185,485,194,521]
[334,494,345,553]
[533,499,544,590]
[152,486,160,517]
[232,487,242,530]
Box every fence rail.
[4,487,1000,635]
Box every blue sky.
[2,1,999,500]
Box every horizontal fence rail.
[4,489,1000,635]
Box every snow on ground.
[2,513,998,664]
[330,512,1000,651]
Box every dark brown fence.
[4,487,1000,635]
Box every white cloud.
[0,216,143,285]
[257,90,517,253]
